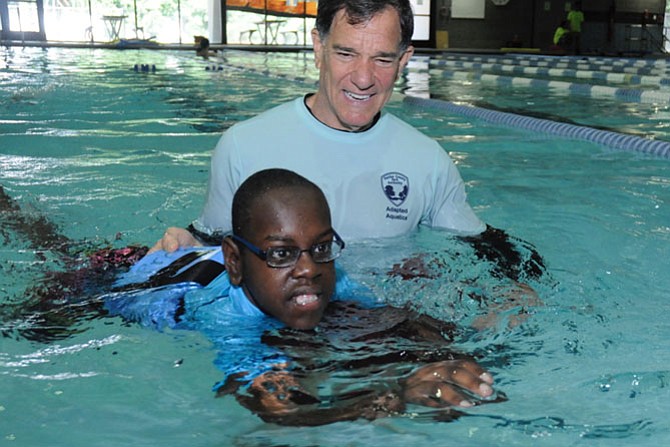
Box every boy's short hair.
[232,169,326,239]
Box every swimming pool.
[221,50,670,145]
[1,47,669,446]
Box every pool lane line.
[421,68,670,104]
[206,60,670,157]
[433,53,670,73]
[431,56,670,78]
[403,95,670,159]
[434,56,670,73]
[426,60,670,87]
[220,60,668,104]
[207,62,319,87]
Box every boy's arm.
[224,368,403,425]
[220,358,501,426]
[401,359,503,408]
[388,227,545,330]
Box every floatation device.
[112,246,224,291]
[101,246,226,332]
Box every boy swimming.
[2,171,501,425]
[106,168,500,424]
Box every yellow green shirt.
[567,10,584,33]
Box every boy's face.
[225,187,336,330]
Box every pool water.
[1,47,670,446]
[427,78,670,141]
[212,50,670,143]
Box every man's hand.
[147,227,202,254]
[402,359,500,408]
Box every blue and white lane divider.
[432,57,667,75]
[433,53,670,73]
[427,60,670,86]
[403,95,670,158]
[206,63,318,86]
[422,68,670,104]
[206,60,670,158]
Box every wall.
[442,0,666,54]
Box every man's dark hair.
[232,169,327,239]
[315,0,414,51]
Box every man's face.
[309,7,414,132]
[233,188,336,330]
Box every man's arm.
[390,226,546,283]
[387,226,545,330]
[425,146,546,282]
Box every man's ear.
[397,45,414,79]
[311,28,322,69]
[222,237,243,286]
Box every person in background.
[567,1,584,55]
[153,0,545,284]
[505,34,523,48]
[553,19,571,51]
[194,35,215,59]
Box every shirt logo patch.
[381,172,409,206]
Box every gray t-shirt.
[194,97,485,240]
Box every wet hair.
[197,36,210,51]
[315,0,414,51]
[232,169,328,239]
